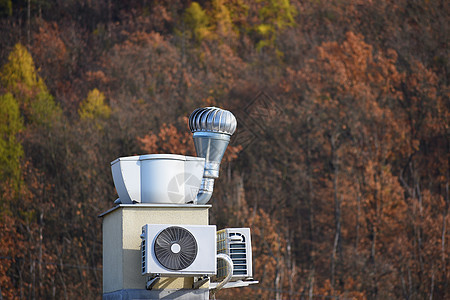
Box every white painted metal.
[141,224,217,276]
[216,228,253,281]
[111,154,205,204]
[209,280,259,289]
[111,156,141,204]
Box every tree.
[0,0,12,17]
[78,88,111,129]
[253,0,297,52]
[0,93,23,188]
[183,2,211,43]
[0,43,61,126]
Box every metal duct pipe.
[189,107,237,204]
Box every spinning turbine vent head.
[189,107,237,135]
[189,107,237,204]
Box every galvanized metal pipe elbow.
[196,177,214,204]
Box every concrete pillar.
[99,204,211,299]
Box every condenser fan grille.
[154,226,198,270]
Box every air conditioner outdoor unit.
[141,224,217,276]
[216,228,253,281]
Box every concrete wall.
[100,204,210,294]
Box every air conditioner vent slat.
[230,248,246,254]
[234,265,247,270]
[230,254,246,259]
[233,259,247,264]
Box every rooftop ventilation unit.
[141,224,217,276]
[111,154,205,204]
[189,107,237,204]
[216,228,253,281]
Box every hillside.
[0,1,448,299]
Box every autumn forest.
[0,0,448,299]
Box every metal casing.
[111,154,205,204]
[189,107,237,135]
[141,224,217,276]
[216,228,253,281]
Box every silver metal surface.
[189,107,237,135]
[192,133,230,178]
[146,275,160,290]
[189,107,237,204]
[196,177,215,205]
